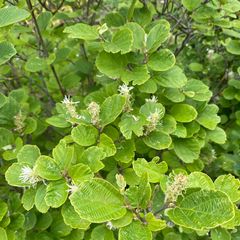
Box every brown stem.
[26,0,66,96]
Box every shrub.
[1,0,240,239]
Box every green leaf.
[207,127,226,144]
[35,185,49,213]
[121,65,150,85]
[114,139,135,163]
[182,0,202,11]
[183,79,212,101]
[46,115,71,128]
[111,211,133,228]
[125,22,145,50]
[61,201,90,230]
[226,39,240,55]
[148,49,175,71]
[0,201,7,222]
[187,172,215,190]
[17,145,40,167]
[5,163,29,187]
[21,188,36,211]
[64,23,99,40]
[145,212,166,231]
[91,225,115,240]
[143,131,172,150]
[79,146,105,173]
[133,158,168,183]
[35,155,62,180]
[174,138,201,163]
[119,221,152,240]
[68,163,93,185]
[155,66,187,88]
[0,127,14,149]
[70,178,126,223]
[96,52,126,78]
[25,56,48,72]
[211,227,231,240]
[0,227,7,240]
[98,133,116,157]
[119,113,145,139]
[164,88,185,103]
[196,104,220,130]
[214,174,240,202]
[100,94,126,127]
[170,104,198,123]
[71,123,98,146]
[125,173,151,209]
[166,189,235,231]
[0,93,7,108]
[53,140,74,170]
[147,20,170,52]
[0,6,29,27]
[45,180,68,208]
[104,28,133,54]
[0,41,16,65]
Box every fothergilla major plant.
[1,0,240,239]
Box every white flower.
[19,166,40,185]
[61,95,81,120]
[106,221,115,230]
[67,184,79,194]
[61,95,79,105]
[2,145,13,151]
[145,95,158,103]
[87,101,100,126]
[147,109,163,123]
[118,84,134,96]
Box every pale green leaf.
[61,201,91,230]
[155,66,187,88]
[100,94,126,127]
[0,41,16,65]
[143,131,172,150]
[182,0,201,11]
[187,172,215,190]
[214,174,240,202]
[35,185,49,213]
[0,6,29,27]
[148,49,175,72]
[71,123,99,146]
[170,104,197,123]
[104,28,133,54]
[45,180,68,208]
[133,158,168,183]
[196,104,220,130]
[17,145,40,167]
[147,20,170,52]
[64,23,99,40]
[70,178,126,223]
[119,221,152,240]
[166,189,235,231]
[35,155,62,180]
[174,138,201,163]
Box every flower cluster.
[165,174,188,204]
[145,108,163,135]
[14,111,25,133]
[118,84,134,112]
[61,95,82,121]
[87,101,100,127]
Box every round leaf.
[70,178,126,223]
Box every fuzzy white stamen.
[118,84,134,96]
[146,95,158,103]
[67,184,79,194]
[19,166,40,185]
